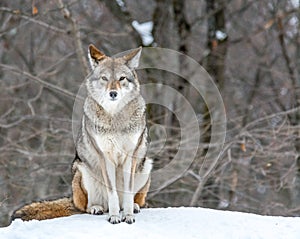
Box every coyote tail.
[13,198,80,221]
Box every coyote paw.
[88,205,104,215]
[108,215,121,224]
[122,214,135,224]
[133,203,140,214]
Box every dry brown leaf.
[32,6,38,16]
[240,143,246,152]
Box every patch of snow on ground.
[1,207,300,239]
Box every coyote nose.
[109,91,118,99]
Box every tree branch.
[0,7,66,35]
[0,63,79,100]
[56,0,90,75]
[99,0,142,45]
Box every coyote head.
[86,44,142,114]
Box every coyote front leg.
[122,157,136,224]
[103,159,121,224]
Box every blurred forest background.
[0,0,300,227]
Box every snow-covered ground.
[1,207,300,239]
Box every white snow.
[1,207,300,239]
[291,0,299,8]
[216,30,227,41]
[132,20,154,46]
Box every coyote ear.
[88,44,106,69]
[123,47,142,69]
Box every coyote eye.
[101,76,108,81]
[119,76,126,81]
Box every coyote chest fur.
[72,45,152,224]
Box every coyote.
[14,45,152,224]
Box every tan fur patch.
[89,44,106,61]
[107,80,121,91]
[72,170,88,211]
[134,178,151,207]
[13,198,77,221]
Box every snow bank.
[1,207,300,239]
